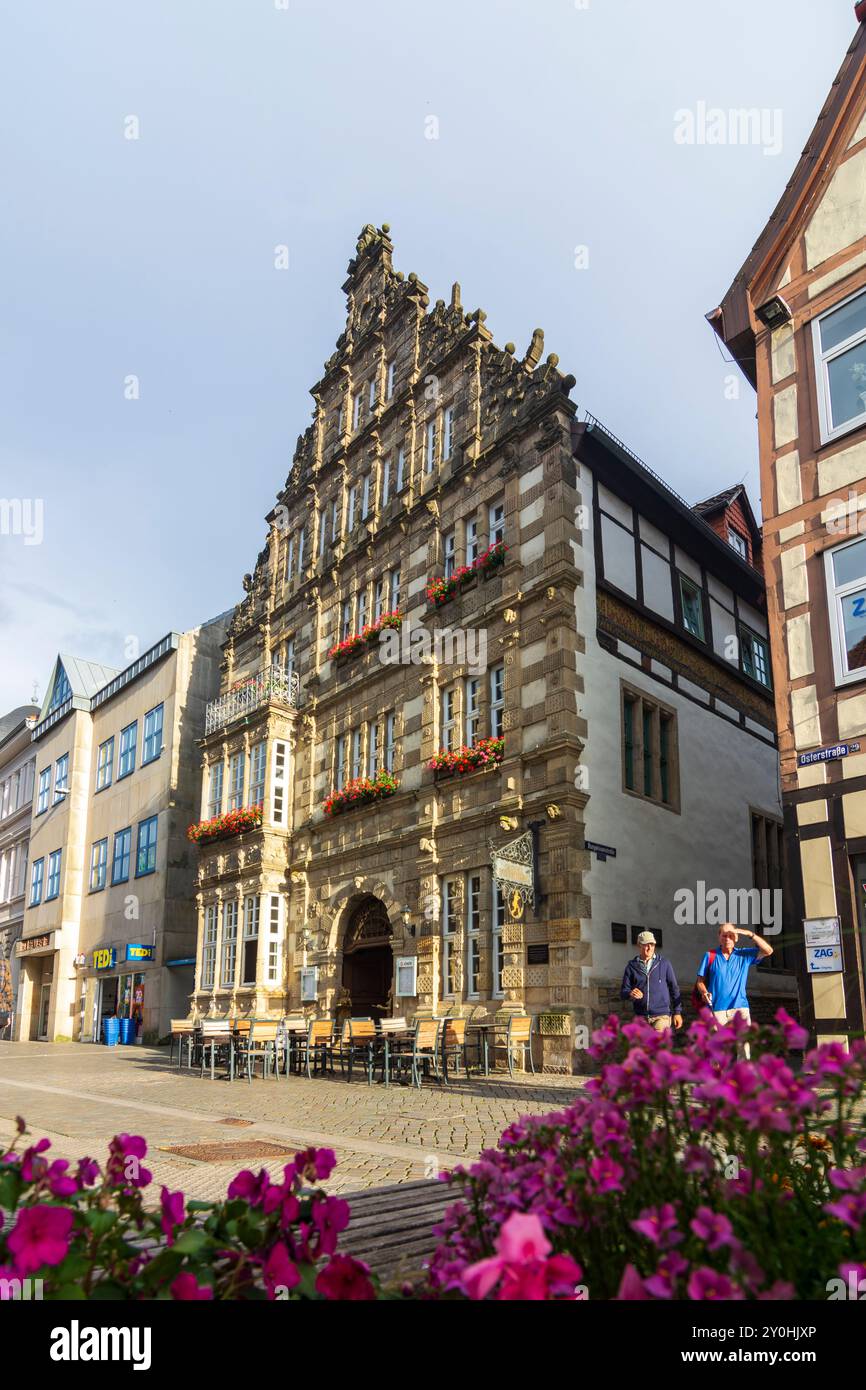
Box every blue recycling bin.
[103,1017,120,1047]
[119,1017,136,1045]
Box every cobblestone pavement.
[0,1043,587,1202]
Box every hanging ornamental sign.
[490,831,535,911]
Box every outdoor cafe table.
[466,1022,496,1077]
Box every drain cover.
[161,1141,296,1162]
[219,1118,254,1127]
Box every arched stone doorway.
[341,896,393,1021]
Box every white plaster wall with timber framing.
[575,463,787,997]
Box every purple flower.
[690,1207,735,1252]
[293,1148,337,1183]
[311,1195,351,1256]
[263,1243,300,1297]
[588,1154,624,1193]
[687,1268,743,1301]
[316,1254,375,1301]
[171,1272,213,1300]
[160,1187,185,1244]
[228,1168,271,1205]
[631,1204,681,1248]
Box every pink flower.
[462,1212,582,1301]
[263,1243,300,1297]
[46,1161,78,1198]
[615,1264,653,1300]
[588,1154,625,1193]
[7,1205,74,1274]
[631,1204,681,1248]
[687,1268,743,1300]
[497,1212,551,1263]
[76,1158,100,1187]
[19,1138,51,1182]
[690,1207,735,1252]
[170,1272,213,1300]
[228,1168,271,1205]
[644,1252,688,1299]
[315,1254,376,1301]
[160,1187,185,1244]
[293,1148,337,1183]
[774,1008,809,1051]
[311,1195,351,1255]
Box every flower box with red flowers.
[323,770,399,817]
[187,804,264,845]
[426,542,508,609]
[327,612,403,662]
[426,736,504,778]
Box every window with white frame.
[331,498,339,542]
[386,359,396,400]
[271,740,288,826]
[443,405,454,460]
[351,727,363,780]
[267,895,283,985]
[739,624,772,690]
[368,721,381,777]
[53,753,68,803]
[395,447,405,493]
[358,588,368,631]
[297,526,305,575]
[335,733,348,791]
[228,751,244,811]
[347,484,357,532]
[381,457,391,509]
[250,742,266,805]
[202,904,218,989]
[492,884,506,996]
[444,530,456,580]
[825,537,866,684]
[490,665,505,738]
[286,533,295,583]
[467,873,481,997]
[389,567,401,612]
[242,895,259,986]
[728,529,748,560]
[208,761,224,818]
[341,599,352,641]
[374,578,385,623]
[442,688,457,751]
[352,390,363,431]
[368,378,376,411]
[441,877,460,997]
[319,505,328,558]
[426,418,438,473]
[466,517,479,564]
[285,638,296,680]
[220,901,238,987]
[384,711,396,772]
[813,287,866,444]
[489,501,505,546]
[361,474,371,520]
[465,677,480,745]
[678,575,705,642]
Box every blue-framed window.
[96,737,114,791]
[89,838,108,892]
[29,858,44,906]
[46,849,61,900]
[118,722,137,779]
[37,768,51,815]
[135,816,158,877]
[142,704,164,765]
[49,665,71,710]
[53,753,69,803]
[111,827,132,884]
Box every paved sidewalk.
[0,1042,586,1202]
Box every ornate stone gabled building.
[192,225,792,1068]
[193,224,590,1068]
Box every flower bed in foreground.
[424,1011,866,1300]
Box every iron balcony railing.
[205,667,300,737]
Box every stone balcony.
[204,667,300,737]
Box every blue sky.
[0,0,858,712]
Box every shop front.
[14,932,57,1041]
[80,943,155,1043]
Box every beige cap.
[636,931,657,945]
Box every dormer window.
[728,528,748,560]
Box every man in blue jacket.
[620,931,683,1033]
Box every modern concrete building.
[0,704,39,1037]
[709,15,866,1045]
[189,226,793,1070]
[16,619,227,1043]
